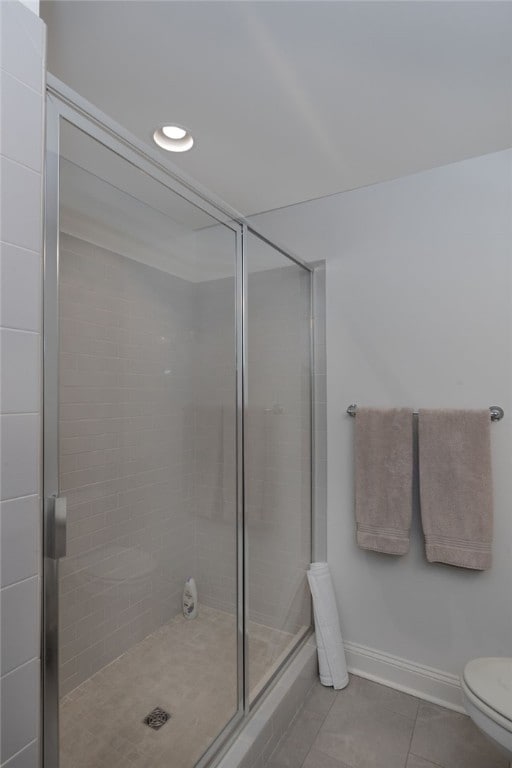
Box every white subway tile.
[0,157,42,253]
[0,659,39,763]
[0,1,44,91]
[0,495,39,587]
[0,413,40,500]
[0,329,40,414]
[1,739,39,768]
[1,576,39,675]
[0,4,44,759]
[0,69,42,172]
[0,242,41,332]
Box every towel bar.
[346,404,504,422]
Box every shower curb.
[216,639,318,768]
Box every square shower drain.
[143,707,171,730]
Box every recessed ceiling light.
[162,126,187,140]
[153,125,194,152]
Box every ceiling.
[42,1,512,217]
[59,120,289,282]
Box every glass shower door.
[244,231,313,703]
[44,112,242,768]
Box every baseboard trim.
[343,640,465,713]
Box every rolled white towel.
[307,562,349,689]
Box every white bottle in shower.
[182,577,198,619]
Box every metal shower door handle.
[46,495,67,560]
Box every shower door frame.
[42,75,316,768]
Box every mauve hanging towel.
[355,408,414,555]
[418,409,493,570]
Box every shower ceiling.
[42,1,512,216]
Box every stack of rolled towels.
[307,562,349,689]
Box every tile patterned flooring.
[268,674,509,768]
[60,616,509,768]
[60,606,297,768]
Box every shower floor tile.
[60,606,298,768]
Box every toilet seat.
[463,658,512,731]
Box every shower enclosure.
[43,81,314,768]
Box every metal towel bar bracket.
[346,404,504,422]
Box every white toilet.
[461,657,512,765]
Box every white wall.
[18,0,39,15]
[0,1,45,765]
[252,149,512,705]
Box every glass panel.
[57,119,239,767]
[245,232,312,702]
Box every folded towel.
[355,408,414,555]
[418,409,493,570]
[307,562,349,689]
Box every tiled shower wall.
[58,240,241,693]
[193,278,237,614]
[245,265,312,634]
[0,2,45,766]
[58,234,196,695]
[57,233,324,695]
[194,264,315,636]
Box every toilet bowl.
[461,657,512,764]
